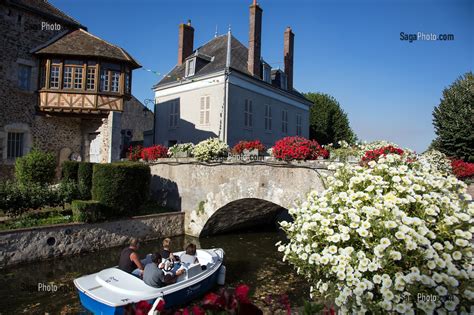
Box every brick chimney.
[248,0,262,78]
[284,26,294,91]
[178,20,194,66]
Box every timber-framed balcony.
[32,29,141,115]
[37,58,132,114]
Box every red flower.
[202,292,225,310]
[272,136,326,161]
[232,140,266,154]
[156,299,165,312]
[235,284,250,304]
[134,301,152,315]
[361,145,404,164]
[451,159,474,179]
[141,145,169,161]
[191,305,205,315]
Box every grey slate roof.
[155,34,308,102]
[8,0,85,29]
[33,29,141,68]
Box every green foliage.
[61,161,80,182]
[15,149,56,185]
[304,92,356,145]
[92,162,150,216]
[57,180,82,204]
[71,200,104,223]
[0,181,58,216]
[432,72,474,162]
[0,212,73,231]
[302,301,324,315]
[78,162,94,199]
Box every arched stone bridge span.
[149,161,329,237]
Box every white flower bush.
[420,149,452,175]
[192,138,228,162]
[278,153,474,314]
[168,143,195,157]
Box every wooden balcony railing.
[38,90,124,114]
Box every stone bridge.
[149,160,329,237]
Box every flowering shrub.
[272,136,327,161]
[451,159,474,179]
[128,145,143,161]
[420,150,452,175]
[232,140,266,155]
[278,153,474,314]
[141,145,168,161]
[192,138,229,162]
[361,145,404,164]
[168,143,195,158]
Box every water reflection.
[0,231,309,314]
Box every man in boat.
[118,238,144,277]
[143,253,185,288]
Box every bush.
[168,143,195,157]
[451,159,474,179]
[92,162,150,216]
[0,181,58,216]
[192,138,229,162]
[141,145,168,161]
[78,162,94,199]
[232,140,266,155]
[272,136,327,161]
[61,161,80,182]
[56,180,81,204]
[420,150,452,175]
[278,153,473,313]
[127,145,143,161]
[15,149,56,185]
[71,200,104,223]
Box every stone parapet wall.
[0,212,184,268]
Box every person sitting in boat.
[143,253,165,288]
[161,238,175,261]
[180,243,199,265]
[118,238,144,277]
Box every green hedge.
[78,162,94,200]
[61,161,80,182]
[71,200,104,223]
[15,149,56,185]
[92,162,150,215]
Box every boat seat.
[186,264,202,279]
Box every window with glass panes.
[264,104,272,131]
[281,110,288,134]
[169,101,179,128]
[244,99,253,128]
[7,132,24,159]
[296,114,302,136]
[18,64,31,90]
[50,62,61,89]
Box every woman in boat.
[180,243,199,265]
[144,253,185,288]
[118,238,144,277]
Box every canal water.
[0,231,310,314]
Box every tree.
[304,92,356,145]
[432,72,474,162]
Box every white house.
[153,1,311,148]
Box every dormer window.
[280,72,288,90]
[185,58,195,77]
[262,62,271,83]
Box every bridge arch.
[149,162,328,237]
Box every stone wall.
[0,212,184,268]
[149,160,329,236]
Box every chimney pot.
[284,26,294,91]
[177,21,194,66]
[248,1,262,77]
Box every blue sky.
[51,0,473,152]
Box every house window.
[244,99,253,128]
[86,67,95,90]
[200,96,210,125]
[262,63,271,83]
[18,64,31,91]
[111,71,120,92]
[264,104,272,131]
[7,132,24,159]
[280,73,288,90]
[74,67,83,89]
[281,110,288,134]
[50,64,60,89]
[63,66,73,89]
[296,114,302,136]
[100,69,109,91]
[185,58,195,77]
[169,101,179,128]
